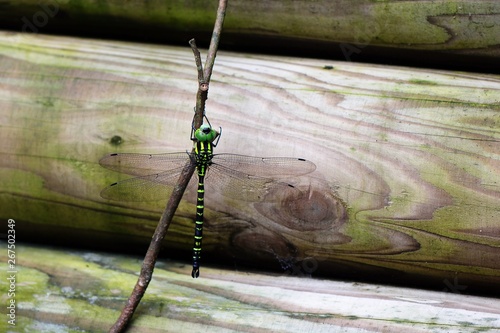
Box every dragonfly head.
[195,124,219,143]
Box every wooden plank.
[0,32,499,294]
[2,242,500,332]
[0,1,498,69]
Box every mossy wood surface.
[1,243,499,332]
[0,0,498,65]
[0,32,499,293]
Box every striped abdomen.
[191,140,212,278]
[191,173,205,278]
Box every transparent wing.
[99,153,315,202]
[100,168,198,201]
[211,154,316,178]
[206,163,303,202]
[99,152,191,177]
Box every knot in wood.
[256,186,347,231]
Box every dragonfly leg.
[190,119,196,141]
[212,126,222,147]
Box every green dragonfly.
[99,120,316,278]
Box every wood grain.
[2,243,500,332]
[0,32,498,293]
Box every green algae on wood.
[0,32,498,294]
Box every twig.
[204,0,227,82]
[189,39,208,129]
[108,163,195,333]
[190,0,227,128]
[109,1,228,332]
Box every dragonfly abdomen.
[192,173,205,278]
[191,139,212,278]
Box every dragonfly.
[99,118,316,278]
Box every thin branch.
[108,1,228,332]
[190,0,227,128]
[204,0,228,82]
[109,163,195,333]
[190,38,208,128]
[189,39,204,86]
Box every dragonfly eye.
[194,124,218,143]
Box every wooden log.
[2,242,500,332]
[0,32,499,294]
[0,1,498,70]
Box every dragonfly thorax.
[194,140,214,177]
